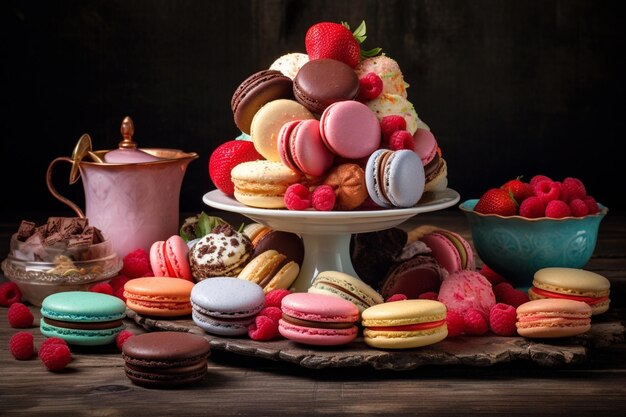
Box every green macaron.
[40,291,127,346]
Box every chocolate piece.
[350,228,408,290]
[16,221,36,241]
[67,235,93,249]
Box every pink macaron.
[150,235,193,281]
[420,229,475,274]
[278,119,334,177]
[279,292,359,346]
[319,100,381,159]
[413,128,438,166]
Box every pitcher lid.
[103,116,161,163]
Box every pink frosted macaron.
[319,100,381,159]
[278,119,334,177]
[149,235,193,281]
[420,229,475,274]
[437,270,496,319]
[413,128,438,166]
[516,298,592,338]
[279,292,359,346]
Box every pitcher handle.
[46,157,86,218]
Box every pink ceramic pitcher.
[46,116,198,258]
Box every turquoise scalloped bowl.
[459,199,608,289]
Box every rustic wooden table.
[1,209,625,417]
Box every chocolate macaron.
[122,331,211,388]
[293,58,359,114]
[231,69,294,134]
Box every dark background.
[2,0,625,225]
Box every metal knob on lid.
[104,116,161,163]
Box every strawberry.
[305,21,381,68]
[209,140,262,196]
[474,188,518,216]
[500,177,533,205]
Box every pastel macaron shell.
[516,298,592,338]
[420,229,475,273]
[365,149,425,208]
[40,291,126,346]
[250,99,314,161]
[123,277,195,317]
[191,277,265,336]
[528,267,611,315]
[361,299,448,349]
[413,128,438,166]
[279,292,359,346]
[278,119,334,177]
[308,270,384,314]
[150,235,193,280]
[237,249,300,293]
[319,100,381,159]
[231,160,303,208]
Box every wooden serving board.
[126,309,625,370]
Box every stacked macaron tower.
[210,21,448,211]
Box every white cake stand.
[203,188,460,292]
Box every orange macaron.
[124,277,195,317]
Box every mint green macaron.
[40,291,127,346]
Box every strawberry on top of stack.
[209,20,448,211]
[474,175,601,218]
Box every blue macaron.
[190,277,265,336]
[365,149,425,208]
[40,291,127,346]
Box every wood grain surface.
[1,210,625,416]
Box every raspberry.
[90,282,114,295]
[445,310,465,337]
[385,294,408,302]
[463,308,488,336]
[113,286,127,302]
[532,179,561,205]
[380,115,407,143]
[479,264,506,286]
[7,303,34,328]
[560,177,586,203]
[257,306,282,323]
[265,288,292,308]
[519,196,546,218]
[357,72,383,101]
[584,196,600,214]
[108,275,131,292]
[9,331,34,360]
[115,330,134,350]
[489,303,517,336]
[493,282,529,308]
[248,315,280,341]
[0,281,22,307]
[529,174,552,188]
[569,198,590,217]
[284,183,311,210]
[545,199,572,218]
[418,291,439,300]
[39,343,72,371]
[388,130,415,151]
[39,337,68,352]
[311,185,336,211]
[121,248,152,278]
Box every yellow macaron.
[237,249,300,293]
[528,267,610,315]
[308,270,384,315]
[361,299,448,349]
[231,160,303,208]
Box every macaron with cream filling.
[528,267,611,315]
